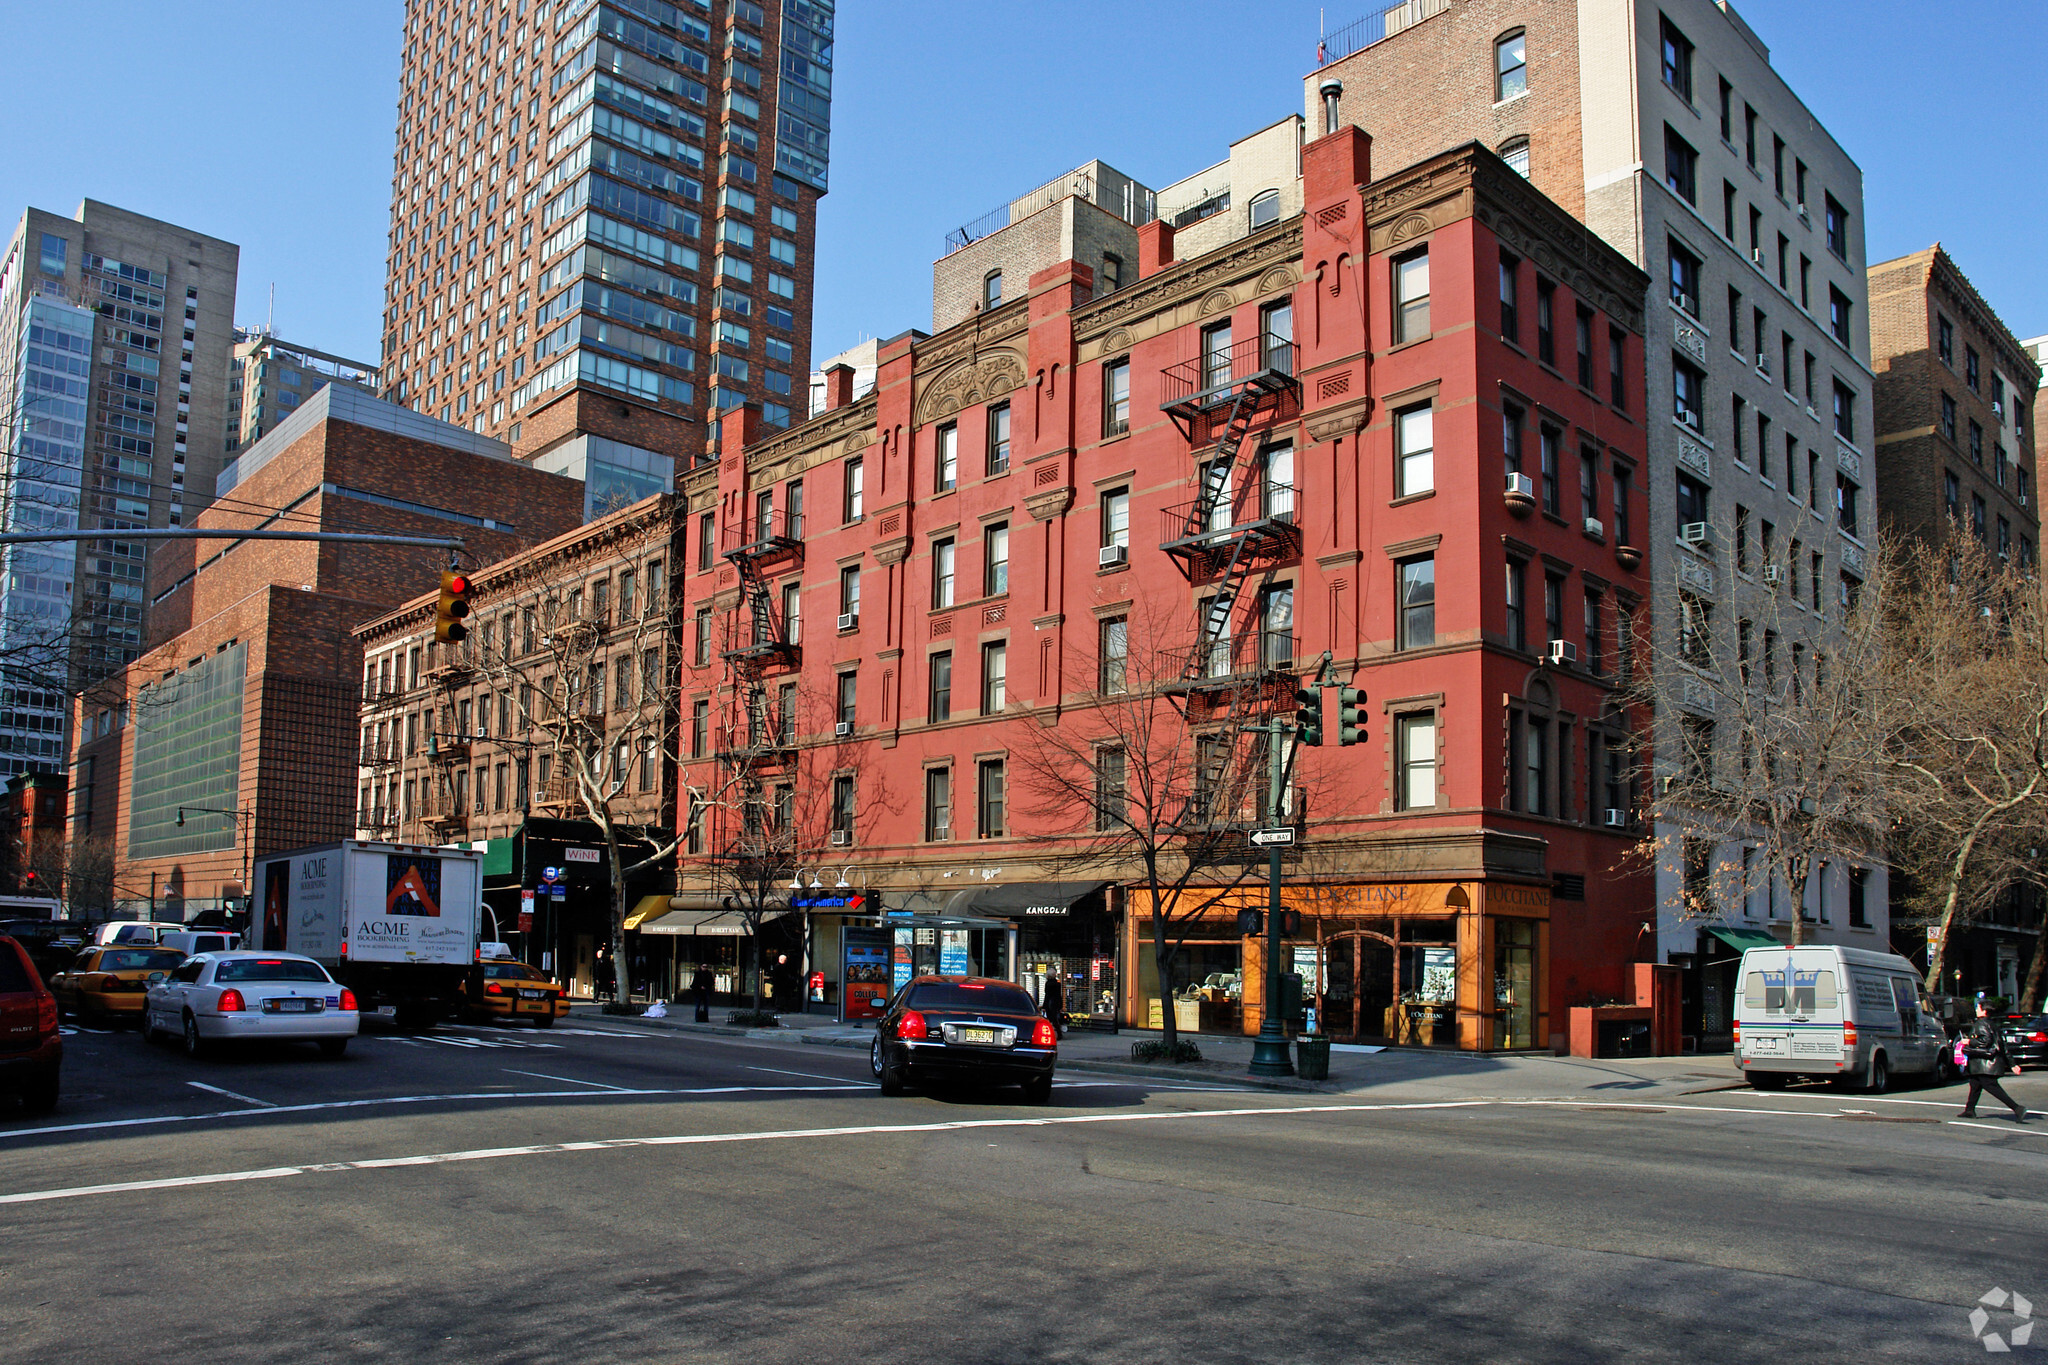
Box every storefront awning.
[944,881,1109,920]
[638,905,794,936]
[1705,926,1782,952]
[622,895,672,932]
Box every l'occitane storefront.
[1123,879,1552,1051]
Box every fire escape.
[1157,334,1301,832]
[717,503,804,840]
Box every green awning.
[1706,926,1782,952]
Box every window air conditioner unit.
[1506,473,1535,498]
[1583,517,1604,538]
[1762,564,1784,584]
[533,789,551,804]
[1099,544,1128,568]
[1680,522,1713,546]
[1603,808,1629,828]
[830,830,852,847]
[834,720,854,737]
[1547,639,1578,665]
[474,801,487,814]
[1797,205,1810,224]
[1751,247,1766,266]
[837,612,857,631]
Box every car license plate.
[958,1027,998,1045]
[267,998,313,1014]
[1746,1036,1785,1055]
[518,1000,548,1012]
[519,989,544,999]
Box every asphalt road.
[1,1018,2043,1364]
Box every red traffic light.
[447,574,470,595]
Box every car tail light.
[339,989,358,1012]
[486,982,504,995]
[1732,1024,1741,1046]
[1032,1018,1057,1047]
[1842,1022,1858,1047]
[36,993,56,1035]
[2032,1032,2047,1043]
[217,988,246,1013]
[895,1009,926,1040]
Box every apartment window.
[831,775,856,840]
[1522,716,1550,815]
[932,538,956,608]
[1504,558,1527,652]
[1969,419,1984,465]
[977,760,1006,838]
[1837,475,1860,535]
[698,512,716,571]
[1772,135,1786,197]
[1735,504,1751,573]
[1799,256,1811,310]
[837,671,858,728]
[1398,556,1436,649]
[1392,250,1430,342]
[1718,77,1733,140]
[1503,402,1525,476]
[1810,549,1825,611]
[924,767,952,841]
[1099,615,1128,693]
[1731,395,1748,465]
[1679,592,1713,666]
[1824,194,1848,260]
[1529,278,1555,367]
[1668,238,1700,315]
[1727,286,1743,352]
[1539,425,1561,514]
[1499,252,1520,343]
[1094,747,1127,831]
[686,795,704,855]
[1997,516,2012,562]
[1396,713,1439,810]
[1676,472,1710,532]
[781,580,801,645]
[1260,300,1294,372]
[1971,493,1988,541]
[1828,287,1852,346]
[1848,867,1869,928]
[1499,137,1530,178]
[693,608,712,666]
[929,651,953,721]
[1495,29,1527,101]
[1673,357,1705,431]
[1609,326,1627,408]
[1101,486,1130,552]
[1395,404,1434,497]
[980,641,1008,714]
[1966,346,1981,392]
[1263,441,1295,520]
[986,402,1011,475]
[1099,253,1123,294]
[787,480,805,538]
[1543,573,1565,648]
[1103,359,1130,436]
[1663,125,1698,205]
[1575,306,1594,388]
[984,522,1010,596]
[1583,590,1604,673]
[1937,315,1954,366]
[983,270,1002,309]
[1659,17,1693,100]
[1743,104,1758,166]
[1795,159,1808,208]
[1580,447,1599,523]
[1261,585,1295,668]
[1201,322,1234,389]
[1722,182,1737,241]
[936,423,958,492]
[1833,381,1856,443]
[839,565,861,622]
[1248,189,1281,230]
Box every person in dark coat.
[1960,1000,2028,1120]
[1042,972,1066,1038]
[690,964,714,1023]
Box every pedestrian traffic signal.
[1279,909,1302,936]
[1292,687,1323,746]
[1236,908,1263,937]
[434,569,472,643]
[1336,686,1366,746]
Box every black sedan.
[2000,1014,2048,1068]
[870,975,1057,1102]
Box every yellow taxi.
[50,946,188,1023]
[465,958,570,1027]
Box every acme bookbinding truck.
[252,840,482,1029]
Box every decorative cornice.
[1071,223,1304,347]
[1023,487,1074,522]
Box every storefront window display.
[1493,919,1537,1050]
[1135,941,1244,1034]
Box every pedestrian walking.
[1042,971,1066,1039]
[1959,1000,2028,1121]
[691,964,713,1023]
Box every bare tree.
[467,513,683,1007]
[1624,539,1895,946]
[61,836,117,921]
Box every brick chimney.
[823,363,855,411]
[1137,219,1176,279]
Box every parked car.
[871,975,1057,1102]
[2000,1014,2048,1069]
[0,934,61,1113]
[49,946,186,1023]
[462,958,569,1026]
[143,952,358,1059]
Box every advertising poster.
[939,928,971,976]
[843,938,889,1019]
[261,860,290,952]
[386,855,443,916]
[892,927,914,995]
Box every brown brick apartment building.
[1869,245,2039,565]
[69,386,585,919]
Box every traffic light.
[434,568,472,643]
[1292,687,1323,746]
[1336,686,1366,746]
[1236,908,1263,937]
[1279,909,1302,936]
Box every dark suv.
[0,934,61,1114]
[871,976,1057,1102]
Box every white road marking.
[747,1065,857,1083]
[0,1100,1491,1205]
[501,1068,635,1092]
[0,1084,869,1143]
[185,1082,275,1108]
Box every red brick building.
[0,772,67,904]
[675,128,1652,1052]
[70,387,586,921]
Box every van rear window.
[1742,964,1838,1014]
[214,959,330,984]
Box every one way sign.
[1248,827,1296,847]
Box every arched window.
[983,270,1002,308]
[1495,29,1527,102]
[1248,188,1281,230]
[1499,137,1531,178]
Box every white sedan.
[144,952,358,1059]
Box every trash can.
[1295,1033,1331,1081]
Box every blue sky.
[4,1,2041,368]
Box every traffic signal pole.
[1248,715,1295,1077]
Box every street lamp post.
[176,805,254,910]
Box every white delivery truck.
[1734,944,1952,1093]
[251,840,482,1029]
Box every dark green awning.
[1706,926,1782,952]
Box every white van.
[159,929,240,957]
[1735,944,1948,1093]
[90,921,190,948]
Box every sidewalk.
[569,1005,1752,1100]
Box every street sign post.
[1249,827,1296,847]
